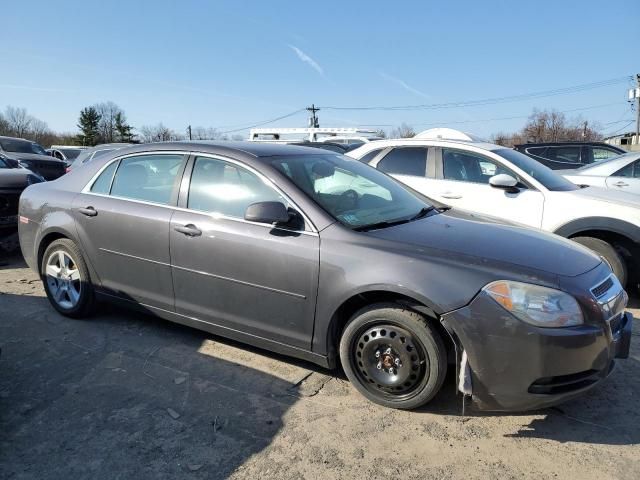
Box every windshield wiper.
[353,219,410,232]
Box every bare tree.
[4,106,33,137]
[140,123,183,143]
[231,134,245,141]
[521,109,602,143]
[191,126,223,140]
[375,129,387,139]
[94,101,125,143]
[390,123,415,139]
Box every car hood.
[366,209,601,277]
[567,185,640,207]
[0,168,34,188]
[3,152,64,163]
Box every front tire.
[41,238,95,318]
[339,303,447,410]
[572,236,627,286]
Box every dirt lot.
[0,252,639,480]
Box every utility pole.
[187,125,192,140]
[636,74,640,145]
[306,104,320,128]
[582,121,588,139]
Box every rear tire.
[339,303,447,410]
[572,236,627,286]
[41,238,95,318]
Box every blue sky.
[1,0,638,138]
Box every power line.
[320,76,632,111]
[218,109,306,134]
[603,120,635,136]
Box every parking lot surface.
[1,252,639,479]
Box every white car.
[559,152,640,196]
[347,129,640,286]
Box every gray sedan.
[18,142,632,411]
[560,152,640,195]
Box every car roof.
[0,135,36,143]
[111,141,332,159]
[572,152,640,176]
[348,137,503,154]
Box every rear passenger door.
[72,153,186,310]
[371,147,430,192]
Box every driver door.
[428,148,545,228]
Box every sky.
[1,0,638,139]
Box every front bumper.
[441,292,632,412]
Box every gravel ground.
[1,251,639,479]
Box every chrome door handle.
[441,193,463,199]
[78,206,97,217]
[613,181,629,187]
[174,224,202,237]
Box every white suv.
[347,129,640,287]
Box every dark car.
[0,155,43,239]
[514,142,626,170]
[0,136,68,180]
[18,142,632,411]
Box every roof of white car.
[349,128,503,153]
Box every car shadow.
[0,291,317,478]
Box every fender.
[553,217,640,244]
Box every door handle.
[78,206,98,217]
[441,193,463,199]
[613,181,629,187]
[174,224,202,237]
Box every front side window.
[188,157,285,218]
[109,154,183,204]
[442,149,517,185]
[271,154,432,230]
[612,160,640,178]
[377,147,427,176]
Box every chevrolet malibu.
[18,142,632,411]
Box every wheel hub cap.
[353,325,427,395]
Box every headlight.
[484,280,583,328]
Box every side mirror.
[489,174,519,193]
[245,201,290,225]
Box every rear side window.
[358,148,384,164]
[377,147,427,176]
[188,156,285,218]
[545,146,581,164]
[110,154,183,205]
[90,161,119,194]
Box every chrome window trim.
[81,150,319,235]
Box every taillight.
[65,167,71,173]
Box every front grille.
[609,314,624,337]
[528,369,600,395]
[0,192,20,216]
[591,276,614,299]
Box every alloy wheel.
[45,250,82,309]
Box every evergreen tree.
[114,112,134,143]
[77,107,101,146]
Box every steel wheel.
[352,323,428,398]
[45,250,82,309]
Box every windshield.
[0,138,47,156]
[493,148,579,192]
[270,154,434,230]
[59,148,82,160]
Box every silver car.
[560,152,640,195]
